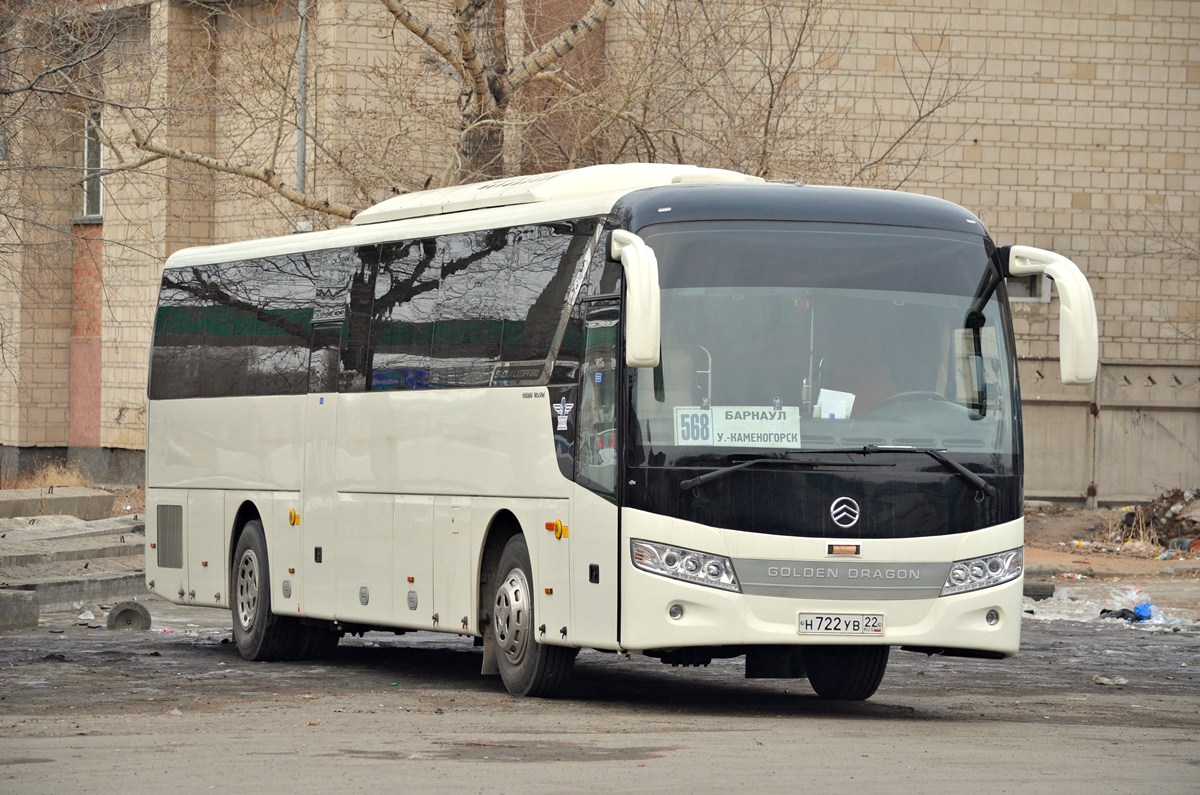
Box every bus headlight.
[940,548,1022,596]
[630,539,741,593]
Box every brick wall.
[2,0,1195,496]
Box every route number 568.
[678,412,711,442]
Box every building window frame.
[82,108,103,220]
[1007,274,1051,303]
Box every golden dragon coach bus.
[145,164,1097,700]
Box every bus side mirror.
[1005,245,1099,385]
[611,230,661,368]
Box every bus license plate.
[797,613,884,636]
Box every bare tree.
[1107,210,1200,355]
[0,0,131,376]
[377,0,616,183]
[6,1,978,230]
[516,0,978,187]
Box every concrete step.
[0,513,147,631]
[0,487,115,521]
[0,534,144,567]
[6,572,149,612]
[0,514,143,542]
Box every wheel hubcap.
[236,549,260,631]
[494,567,531,666]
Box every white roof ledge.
[351,163,763,226]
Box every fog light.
[668,604,684,620]
[986,609,1000,625]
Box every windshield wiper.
[863,444,998,499]
[677,445,997,500]
[677,449,892,491]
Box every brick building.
[0,0,1196,500]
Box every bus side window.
[151,267,206,400]
[308,322,343,394]
[574,302,620,498]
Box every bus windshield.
[632,221,1017,467]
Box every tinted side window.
[150,266,207,399]
[309,247,352,393]
[582,220,622,297]
[245,255,314,396]
[429,229,510,388]
[195,261,258,398]
[314,246,378,393]
[194,258,316,397]
[498,220,596,385]
[372,239,439,390]
[151,259,316,399]
[149,218,600,400]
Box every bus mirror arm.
[611,230,661,368]
[1003,245,1099,385]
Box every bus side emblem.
[830,497,860,528]
[553,397,574,430]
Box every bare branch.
[502,0,615,97]
[378,0,467,86]
[117,108,358,220]
[453,0,491,115]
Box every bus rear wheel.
[492,535,577,697]
[805,645,889,700]
[291,624,341,660]
[231,520,298,661]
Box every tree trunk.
[458,1,508,182]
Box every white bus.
[145,163,1097,700]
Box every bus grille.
[156,504,184,569]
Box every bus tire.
[1023,580,1056,601]
[492,534,577,697]
[805,645,889,701]
[293,625,341,660]
[231,519,297,661]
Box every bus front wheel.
[492,534,577,697]
[231,520,298,661]
[805,645,889,700]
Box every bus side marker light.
[407,576,414,583]
[289,509,300,526]
[545,588,553,595]
[201,560,208,567]
[545,520,568,539]
[288,567,295,574]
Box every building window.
[83,108,102,218]
[1007,274,1050,303]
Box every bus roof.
[350,163,764,225]
[160,164,984,271]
